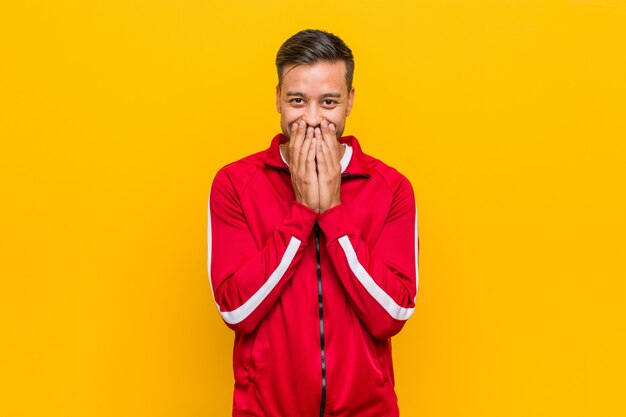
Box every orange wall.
[1,1,625,416]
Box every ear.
[346,87,355,116]
[275,84,281,113]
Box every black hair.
[276,29,354,92]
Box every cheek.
[323,109,345,126]
[282,107,303,124]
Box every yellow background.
[1,0,625,416]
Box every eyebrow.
[286,91,342,99]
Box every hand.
[315,120,342,213]
[287,120,320,213]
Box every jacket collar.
[263,133,370,179]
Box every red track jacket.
[208,133,419,417]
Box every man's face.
[276,61,355,140]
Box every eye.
[288,98,305,105]
[322,99,338,107]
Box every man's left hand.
[315,120,342,213]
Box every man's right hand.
[287,120,320,213]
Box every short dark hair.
[276,29,354,92]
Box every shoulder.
[361,151,414,195]
[359,152,416,219]
[211,148,267,193]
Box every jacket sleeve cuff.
[316,203,357,243]
[282,200,318,242]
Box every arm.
[207,168,317,335]
[317,177,419,339]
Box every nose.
[303,104,322,128]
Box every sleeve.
[316,177,419,339]
[207,168,318,335]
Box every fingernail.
[329,123,335,130]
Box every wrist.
[320,200,341,213]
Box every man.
[208,29,419,417]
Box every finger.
[328,122,341,168]
[305,135,317,178]
[287,121,299,154]
[320,119,335,144]
[318,133,340,177]
[328,123,343,171]
[329,122,339,143]
[315,127,329,178]
[298,126,314,175]
[289,120,306,169]
[320,120,340,168]
[288,121,299,139]
[328,121,338,138]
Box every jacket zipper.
[315,221,327,417]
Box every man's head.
[275,29,355,140]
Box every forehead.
[281,61,347,94]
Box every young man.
[208,29,419,417]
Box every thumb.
[315,139,320,175]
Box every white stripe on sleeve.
[337,236,415,321]
[208,194,301,325]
